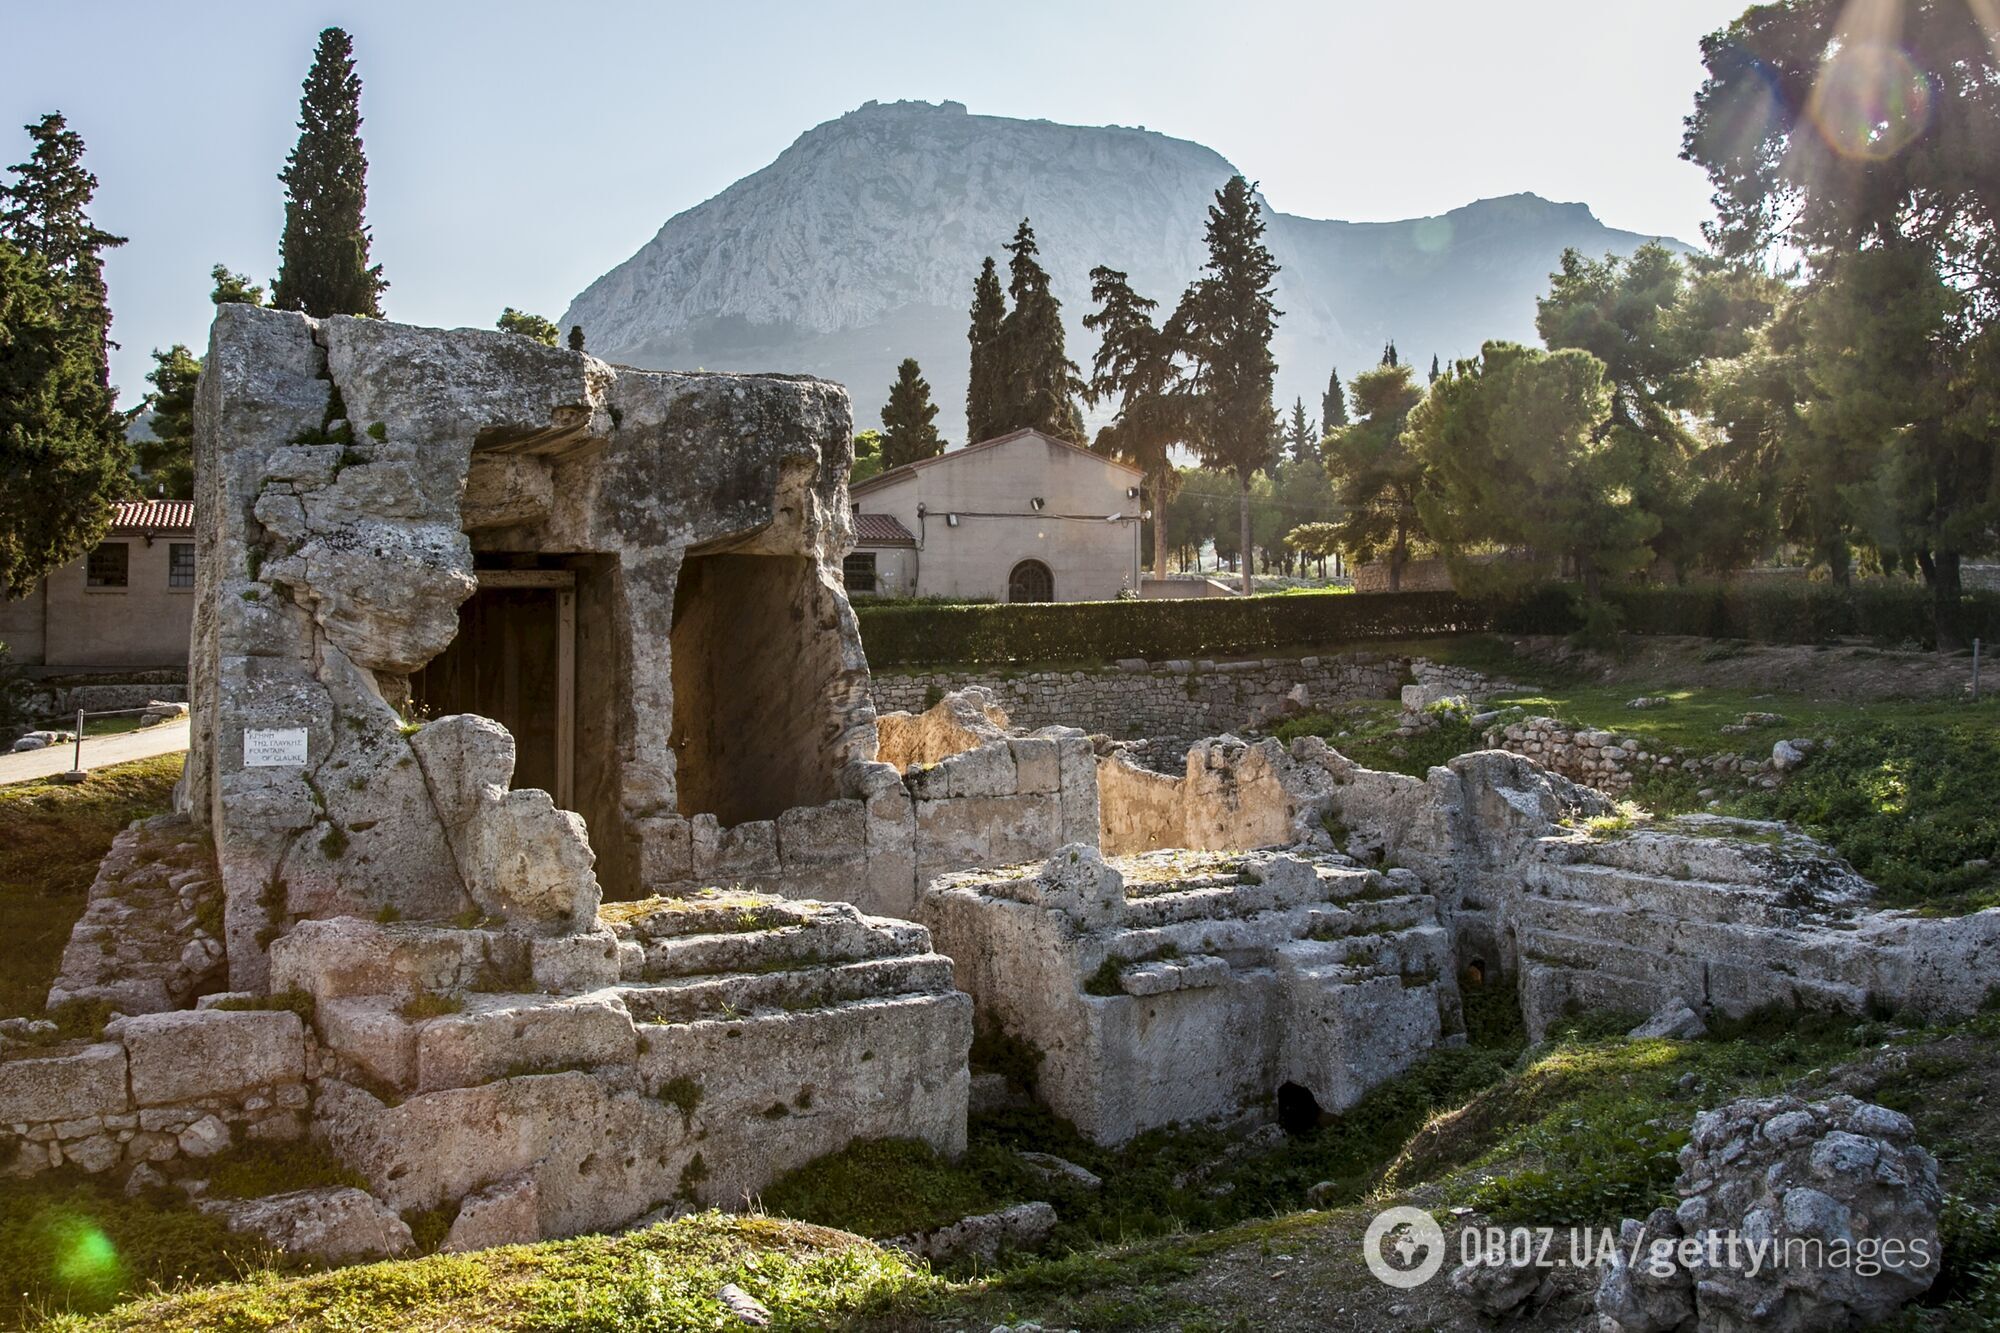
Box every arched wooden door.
[1008,559,1054,603]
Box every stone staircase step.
[617,954,958,1026]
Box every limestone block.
[416,991,636,1092]
[269,917,487,1004]
[777,800,867,869]
[198,1186,414,1262]
[692,816,780,882]
[636,815,694,885]
[943,742,1016,799]
[63,1134,123,1174]
[1008,738,1060,795]
[915,793,1061,880]
[1035,846,1125,929]
[442,1172,539,1252]
[177,1113,232,1158]
[896,1200,1056,1265]
[461,455,554,530]
[316,997,421,1092]
[0,1043,128,1123]
[117,1009,305,1106]
[469,792,600,932]
[527,929,621,993]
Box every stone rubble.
[48,814,224,1015]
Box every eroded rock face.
[1597,1094,1942,1332]
[196,1186,414,1262]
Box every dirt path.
[0,720,189,787]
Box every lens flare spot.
[1412,217,1454,254]
[1809,40,1933,159]
[55,1221,120,1285]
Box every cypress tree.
[1169,176,1281,595]
[879,357,944,468]
[1321,365,1347,431]
[965,257,1006,442]
[272,28,386,318]
[0,115,131,595]
[1429,353,1441,384]
[998,219,1084,443]
[1380,340,1399,368]
[568,324,585,351]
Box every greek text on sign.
[244,727,309,767]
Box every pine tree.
[272,28,386,318]
[1083,265,1186,579]
[210,264,265,306]
[1321,365,1347,431]
[139,344,201,499]
[496,307,558,345]
[0,116,131,595]
[1169,176,1281,594]
[879,357,944,468]
[997,219,1084,443]
[965,257,1007,442]
[567,324,585,352]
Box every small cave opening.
[1276,1081,1325,1136]
[669,550,844,827]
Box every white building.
[847,428,1145,603]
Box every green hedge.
[855,580,2000,667]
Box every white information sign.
[244,727,309,768]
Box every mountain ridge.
[562,99,1693,441]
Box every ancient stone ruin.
[2,308,1994,1293]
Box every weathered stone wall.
[925,846,1460,1144]
[48,815,223,1014]
[1484,715,1790,795]
[0,1006,309,1179]
[870,653,1407,757]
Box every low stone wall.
[1484,716,1789,796]
[871,653,1407,757]
[0,1006,309,1178]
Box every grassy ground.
[0,753,182,1019]
[31,1010,1999,1332]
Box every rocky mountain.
[563,100,1693,443]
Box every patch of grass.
[397,991,462,1021]
[44,1212,937,1332]
[206,1140,367,1200]
[1735,716,2000,913]
[0,754,182,1019]
[1082,958,1124,997]
[0,1167,283,1324]
[401,1205,457,1256]
[657,1075,701,1117]
[764,1137,1016,1238]
[208,989,317,1027]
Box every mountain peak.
[563,104,1692,440]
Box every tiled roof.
[107,500,194,534]
[849,427,1145,495]
[853,512,917,546]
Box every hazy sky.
[1,0,1748,402]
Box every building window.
[1008,558,1054,603]
[843,552,878,595]
[86,542,129,588]
[169,543,195,588]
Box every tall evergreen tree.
[138,344,200,500]
[0,116,130,595]
[1321,365,1347,432]
[1083,265,1186,579]
[567,324,585,352]
[1284,397,1318,464]
[211,264,265,306]
[1429,353,1441,384]
[1169,176,1281,594]
[965,257,1007,443]
[1322,364,1427,591]
[997,220,1084,443]
[1380,340,1399,368]
[272,28,385,318]
[879,357,944,468]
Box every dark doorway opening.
[411,570,575,806]
[1276,1081,1324,1135]
[1008,559,1054,603]
[669,551,842,827]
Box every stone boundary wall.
[23,682,189,723]
[871,653,1408,756]
[0,1006,310,1178]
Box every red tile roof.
[849,427,1144,495]
[107,500,195,534]
[853,512,917,546]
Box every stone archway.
[1008,559,1054,603]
